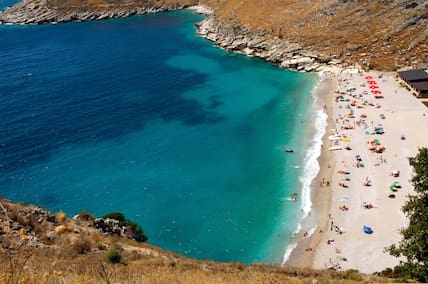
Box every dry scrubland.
[201,0,427,71]
[0,199,394,283]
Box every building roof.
[398,69,428,82]
[411,81,428,92]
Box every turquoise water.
[0,11,318,263]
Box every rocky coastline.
[1,1,426,71]
[0,1,347,72]
[0,0,196,25]
[195,13,345,73]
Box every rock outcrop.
[196,15,343,72]
[0,198,141,252]
[0,0,197,24]
[94,218,127,237]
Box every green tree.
[387,147,428,282]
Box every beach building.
[397,69,428,98]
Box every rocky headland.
[1,0,427,71]
[0,0,198,24]
[195,15,341,73]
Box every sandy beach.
[287,68,428,273]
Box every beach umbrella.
[365,130,370,135]
[342,137,351,142]
[373,139,380,144]
[365,76,374,80]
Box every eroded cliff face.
[0,0,427,70]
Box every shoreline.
[192,5,426,272]
[284,75,336,268]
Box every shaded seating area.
[398,69,428,98]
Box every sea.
[0,6,325,264]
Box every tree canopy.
[387,147,428,282]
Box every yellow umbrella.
[342,137,351,142]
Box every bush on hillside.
[106,245,122,264]
[102,212,148,242]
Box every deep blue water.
[0,11,318,263]
[0,0,18,10]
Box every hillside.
[0,198,394,283]
[201,0,428,71]
[0,0,427,71]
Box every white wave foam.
[281,77,328,266]
[281,242,297,265]
[306,225,318,238]
[300,107,327,218]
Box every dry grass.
[203,0,427,70]
[0,199,395,283]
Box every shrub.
[102,212,148,242]
[343,269,362,281]
[121,220,148,242]
[106,245,122,264]
[54,224,73,235]
[56,211,66,223]
[102,212,125,222]
[77,210,95,222]
[72,238,92,254]
[379,267,393,277]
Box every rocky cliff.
[0,0,426,71]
